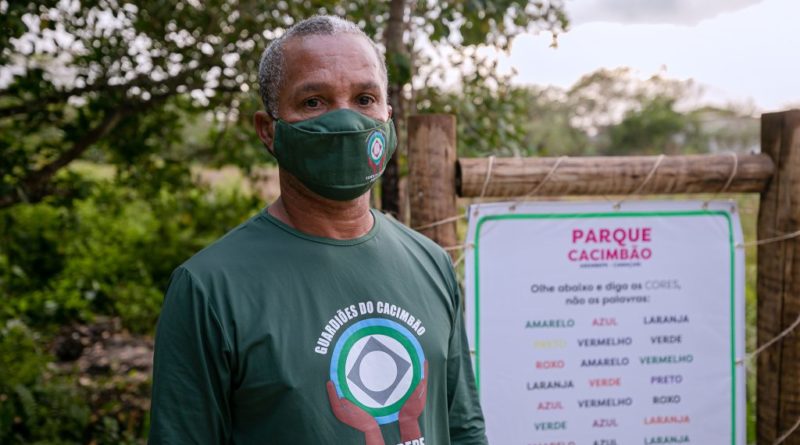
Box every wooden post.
[408,115,458,256]
[757,110,800,444]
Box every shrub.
[2,177,261,333]
[0,320,90,444]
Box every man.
[149,15,487,445]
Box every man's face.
[255,33,391,152]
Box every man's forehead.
[282,33,381,70]
[280,33,385,94]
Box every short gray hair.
[258,15,388,118]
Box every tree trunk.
[381,0,407,218]
[0,92,176,209]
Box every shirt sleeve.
[148,267,233,444]
[445,264,489,444]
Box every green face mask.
[272,109,397,201]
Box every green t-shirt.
[149,209,487,445]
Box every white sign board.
[464,201,745,445]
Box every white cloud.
[567,0,765,25]
[503,0,800,111]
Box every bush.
[0,171,262,443]
[0,320,90,444]
[2,176,261,333]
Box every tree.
[419,66,721,158]
[380,0,569,215]
[0,0,569,211]
[568,68,707,156]
[417,60,588,158]
[606,96,706,155]
[1,0,269,207]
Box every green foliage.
[416,0,568,49]
[419,66,753,158]
[0,321,48,388]
[0,0,569,208]
[1,2,765,442]
[2,173,261,333]
[418,58,531,157]
[419,75,589,157]
[0,317,149,444]
[0,168,261,443]
[0,320,91,444]
[0,2,561,441]
[607,96,706,155]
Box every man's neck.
[267,172,374,240]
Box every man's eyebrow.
[294,82,329,95]
[293,81,381,95]
[355,81,382,91]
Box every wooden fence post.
[757,110,800,444]
[408,115,458,257]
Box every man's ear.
[254,110,276,155]
[387,104,393,121]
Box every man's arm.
[446,268,489,444]
[149,267,233,444]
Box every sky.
[500,0,800,112]
[3,0,796,113]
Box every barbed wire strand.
[412,153,755,243]
[774,413,800,445]
[435,158,800,430]
[453,251,467,268]
[411,154,497,232]
[614,154,666,209]
[466,155,564,253]
[443,242,473,252]
[509,156,569,211]
[476,156,570,251]
[703,152,739,209]
[438,156,498,267]
[474,155,496,215]
[473,157,568,253]
[413,214,466,231]
[737,229,800,248]
[431,202,799,256]
[414,154,800,443]
[738,310,800,367]
[404,154,798,257]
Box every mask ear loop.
[260,111,280,156]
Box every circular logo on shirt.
[366,131,386,173]
[329,318,425,425]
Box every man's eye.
[305,98,321,108]
[357,95,375,106]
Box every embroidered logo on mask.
[366,131,386,174]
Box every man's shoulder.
[376,211,456,278]
[378,212,449,255]
[180,211,275,278]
